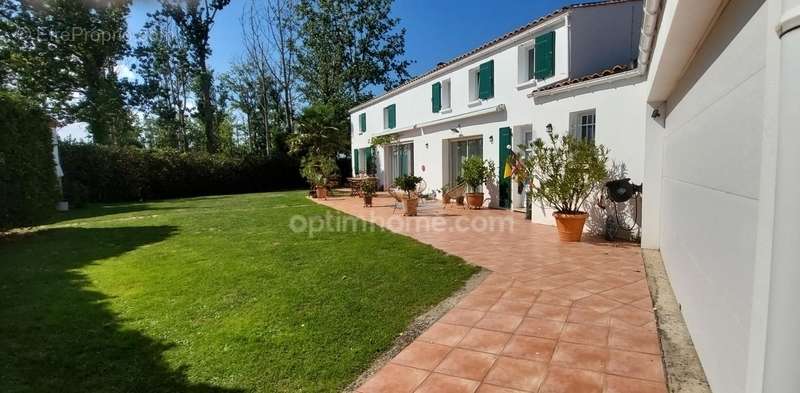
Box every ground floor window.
[570,109,596,142]
[449,137,483,186]
[390,143,413,181]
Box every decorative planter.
[553,212,589,242]
[402,196,419,216]
[315,186,328,199]
[455,196,465,205]
[363,195,373,207]
[466,192,484,209]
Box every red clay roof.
[532,63,636,93]
[350,0,641,112]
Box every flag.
[503,159,513,179]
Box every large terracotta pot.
[403,196,419,216]
[465,192,484,209]
[553,212,589,242]
[315,186,328,199]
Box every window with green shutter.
[385,104,396,129]
[534,31,555,80]
[432,82,442,113]
[478,60,494,99]
[359,113,366,133]
[353,149,360,174]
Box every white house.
[350,0,800,392]
[350,0,646,227]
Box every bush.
[59,143,306,204]
[0,92,58,231]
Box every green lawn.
[0,192,477,393]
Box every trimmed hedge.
[59,143,306,204]
[0,92,59,231]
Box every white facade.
[350,0,800,392]
[350,0,645,229]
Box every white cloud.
[57,122,92,143]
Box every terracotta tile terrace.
[314,192,666,393]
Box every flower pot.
[363,195,373,207]
[455,196,465,205]
[466,192,484,209]
[553,212,589,242]
[315,186,328,199]
[402,196,419,216]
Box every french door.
[391,143,413,180]
[449,138,483,186]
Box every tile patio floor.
[315,192,666,393]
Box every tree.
[154,0,231,153]
[288,103,349,159]
[133,18,193,150]
[295,0,412,111]
[220,60,280,155]
[0,0,134,144]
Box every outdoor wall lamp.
[489,135,494,144]
[546,123,553,133]
[651,108,661,118]
[450,128,459,133]
[425,142,429,149]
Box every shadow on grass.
[0,226,243,393]
[41,204,179,225]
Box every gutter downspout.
[637,0,661,76]
[761,2,800,392]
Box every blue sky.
[124,0,575,86]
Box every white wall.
[657,1,767,392]
[350,3,645,213]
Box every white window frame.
[440,78,452,113]
[570,109,596,142]
[516,41,537,88]
[467,67,480,104]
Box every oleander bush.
[0,92,59,231]
[59,143,306,204]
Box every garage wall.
[659,1,767,392]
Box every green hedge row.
[59,144,306,206]
[0,92,59,231]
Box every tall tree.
[243,0,298,135]
[0,0,134,144]
[154,0,230,153]
[133,18,193,150]
[220,60,280,155]
[295,0,412,111]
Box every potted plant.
[440,184,451,204]
[519,129,608,241]
[393,174,423,216]
[461,156,496,209]
[361,178,377,207]
[301,154,338,199]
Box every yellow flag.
[503,159,513,178]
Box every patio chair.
[387,187,404,214]
[415,179,428,205]
[442,183,466,209]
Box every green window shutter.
[528,48,536,80]
[534,31,555,80]
[432,82,442,113]
[387,104,396,129]
[359,113,366,133]
[478,60,494,99]
[353,149,359,174]
[365,147,373,175]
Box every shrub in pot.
[393,174,423,216]
[301,154,338,199]
[519,129,608,241]
[461,156,496,209]
[361,178,377,207]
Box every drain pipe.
[636,0,661,75]
[762,3,800,393]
